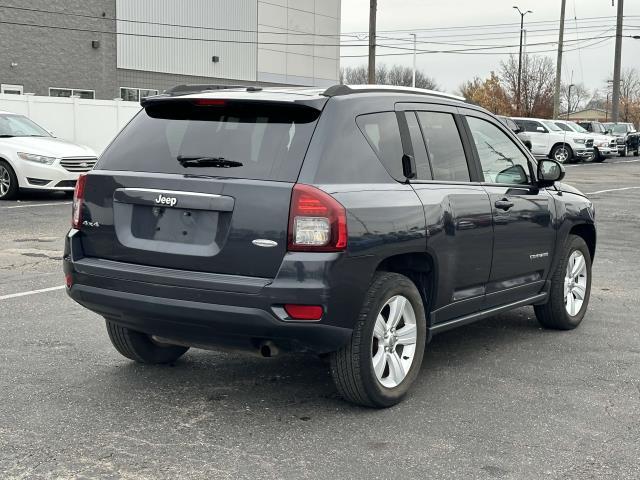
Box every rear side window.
[98,100,320,182]
[356,112,404,181]
[416,111,470,182]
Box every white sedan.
[0,111,97,200]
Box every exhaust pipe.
[259,341,279,358]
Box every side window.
[466,116,531,185]
[556,122,571,132]
[416,111,470,182]
[405,112,432,180]
[356,112,404,181]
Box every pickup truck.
[602,122,640,157]
[555,120,616,162]
[512,117,594,163]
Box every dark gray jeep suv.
[64,85,596,407]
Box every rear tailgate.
[78,97,323,279]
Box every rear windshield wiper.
[0,134,15,138]
[177,156,243,168]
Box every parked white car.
[0,111,97,200]
[553,119,616,163]
[512,117,594,163]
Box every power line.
[0,4,357,38]
[342,35,618,58]
[0,20,358,47]
[344,14,639,35]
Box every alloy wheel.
[554,147,569,163]
[371,295,418,388]
[0,165,10,198]
[564,251,588,316]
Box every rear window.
[97,100,320,182]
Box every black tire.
[0,160,19,200]
[620,145,627,157]
[330,272,427,408]
[592,149,605,163]
[106,319,189,364]
[535,235,592,330]
[551,144,573,164]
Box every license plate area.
[131,205,218,245]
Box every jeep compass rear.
[65,86,595,408]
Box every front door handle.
[494,199,514,211]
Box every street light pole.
[411,33,417,88]
[514,6,533,116]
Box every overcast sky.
[340,0,640,96]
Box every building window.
[120,87,159,102]
[1,84,23,95]
[49,88,95,99]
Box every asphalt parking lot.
[1,158,639,479]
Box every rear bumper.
[63,231,370,354]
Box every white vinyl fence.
[0,94,142,154]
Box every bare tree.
[341,64,439,90]
[619,68,640,124]
[500,54,555,117]
[560,82,591,115]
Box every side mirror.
[536,126,546,132]
[537,159,565,187]
[513,126,523,134]
[605,129,612,135]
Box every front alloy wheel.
[552,145,572,164]
[564,251,588,316]
[535,235,592,330]
[0,161,18,200]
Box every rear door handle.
[494,199,514,211]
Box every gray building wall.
[0,1,333,100]
[0,0,118,99]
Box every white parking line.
[0,201,72,209]
[586,186,640,195]
[565,159,640,167]
[0,285,65,301]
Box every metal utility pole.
[514,6,533,115]
[368,0,377,84]
[411,33,417,87]
[553,0,567,119]
[611,0,624,122]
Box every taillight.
[287,184,347,252]
[71,173,87,229]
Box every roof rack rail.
[322,84,466,102]
[165,84,248,96]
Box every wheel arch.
[570,223,596,261]
[375,252,436,320]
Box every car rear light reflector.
[71,173,87,229]
[288,184,347,252]
[65,273,73,288]
[284,304,323,320]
